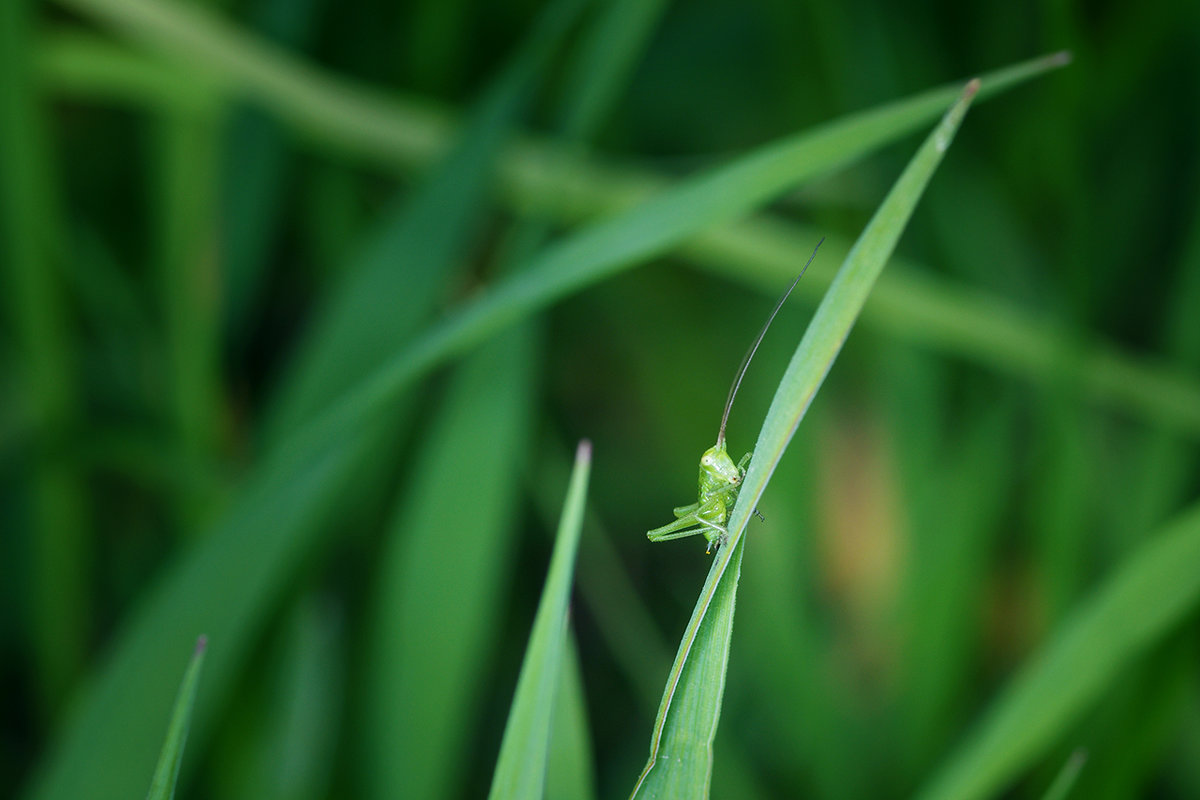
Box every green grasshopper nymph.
[646,238,824,554]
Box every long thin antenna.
[716,237,824,445]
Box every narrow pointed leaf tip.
[631,70,985,800]
[145,637,208,800]
[487,440,591,800]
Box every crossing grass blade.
[487,440,592,800]
[914,502,1200,800]
[630,80,982,799]
[145,637,207,800]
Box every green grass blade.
[689,225,1200,440]
[48,0,457,163]
[631,80,981,798]
[48,41,1155,447]
[53,38,1187,451]
[154,103,223,531]
[630,537,747,799]
[488,440,592,800]
[283,58,1058,494]
[46,0,1061,177]
[20,7,578,799]
[1042,749,1088,800]
[145,636,207,800]
[914,502,1200,800]
[361,2,650,795]
[225,599,343,800]
[895,401,1019,777]
[220,0,320,343]
[0,0,89,715]
[546,634,597,800]
[362,330,536,800]
[264,0,581,440]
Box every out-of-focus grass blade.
[221,0,321,343]
[51,39,1200,439]
[1042,749,1088,800]
[915,502,1200,800]
[488,440,591,800]
[145,636,207,800]
[362,330,535,800]
[895,401,1018,777]
[154,103,223,531]
[285,61,1048,493]
[46,0,1059,174]
[545,634,597,800]
[50,40,1165,451]
[363,1,661,796]
[227,599,343,800]
[20,5,579,799]
[0,0,90,715]
[631,80,981,798]
[264,0,581,440]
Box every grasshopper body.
[646,239,823,553]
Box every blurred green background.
[3,0,1199,798]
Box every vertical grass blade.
[362,330,536,800]
[488,440,592,800]
[0,0,90,715]
[631,80,981,799]
[145,636,208,800]
[155,104,223,531]
[545,634,597,800]
[915,502,1200,800]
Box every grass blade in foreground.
[145,636,207,800]
[488,440,591,800]
[915,502,1200,800]
[630,80,981,799]
[545,634,597,800]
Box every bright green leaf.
[488,440,592,800]
[631,79,982,798]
